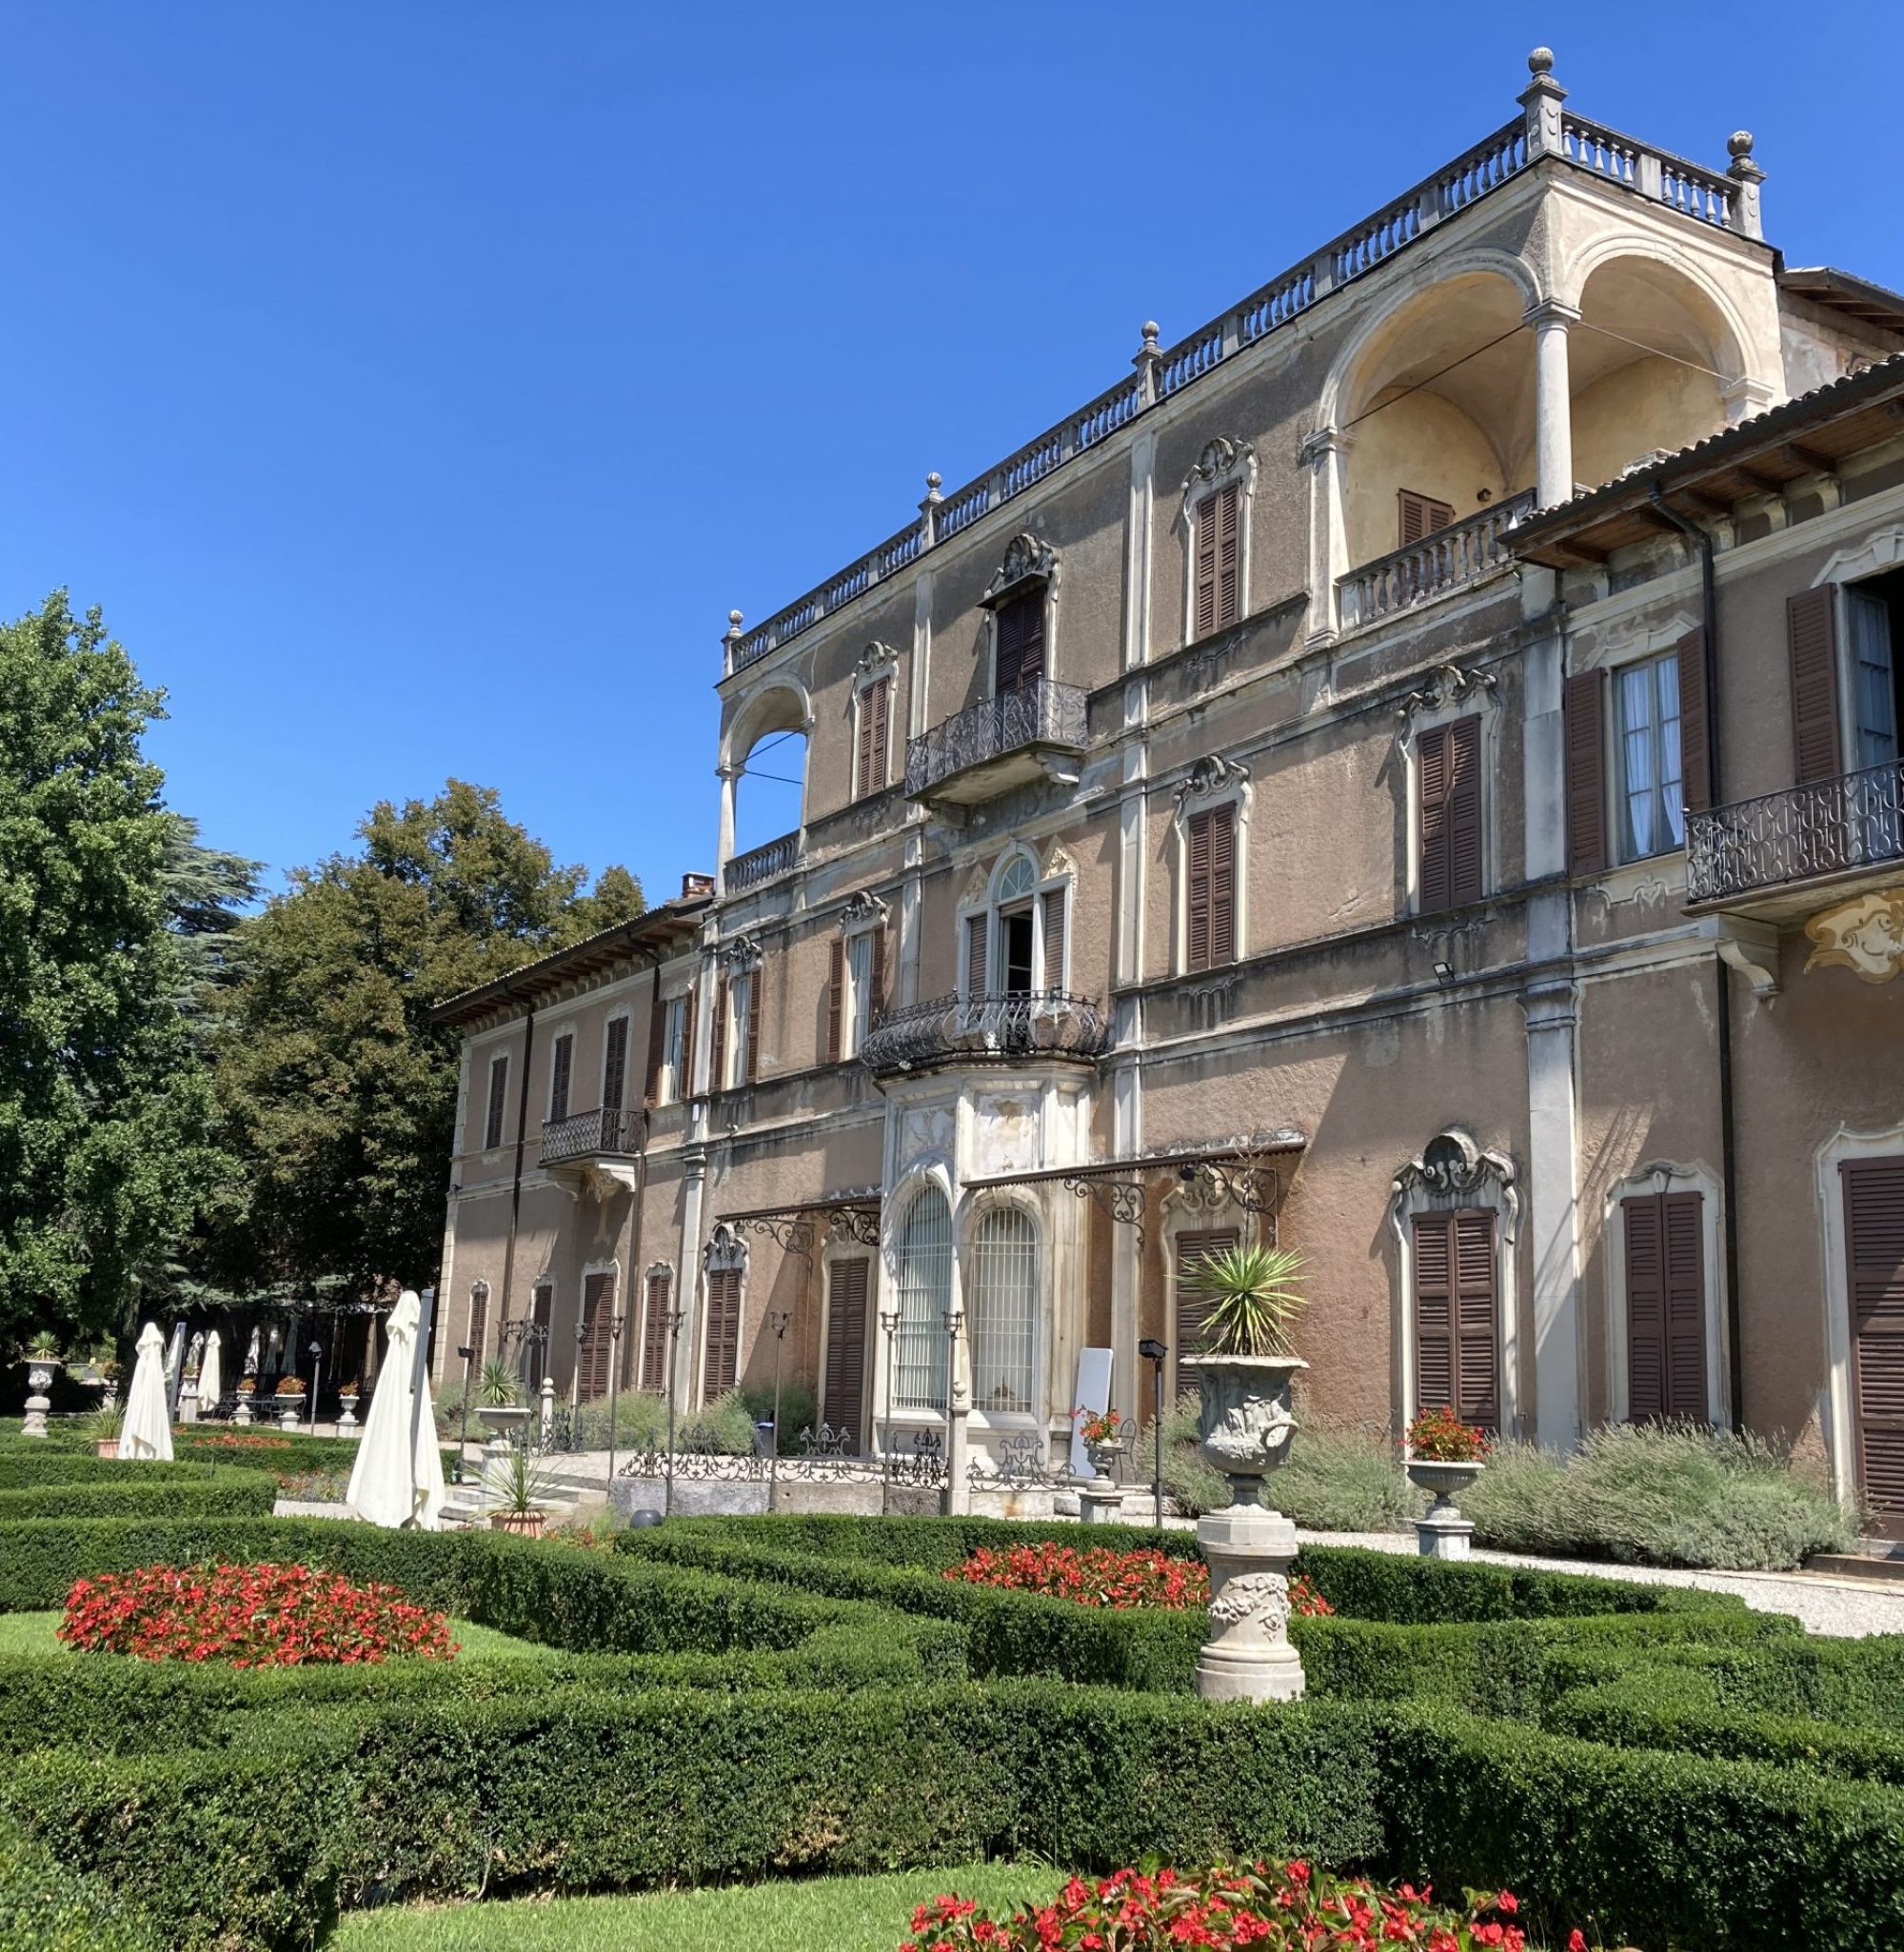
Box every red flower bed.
[943,1542,1331,1617]
[181,1433,293,1452]
[903,1862,1543,1951]
[58,1563,456,1666]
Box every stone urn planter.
[1080,1438,1127,1525]
[337,1391,360,1435]
[234,1387,256,1426]
[20,1361,56,1440]
[274,1391,307,1431]
[1406,1456,1484,1560]
[1184,1352,1308,1703]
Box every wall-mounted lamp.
[1433,960,1457,986]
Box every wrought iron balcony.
[905,679,1088,807]
[860,990,1113,1076]
[1337,489,1536,632]
[541,1105,645,1166]
[725,828,800,893]
[1686,760,1904,910]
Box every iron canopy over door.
[822,1256,870,1453]
[1843,1157,1904,1540]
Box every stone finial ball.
[727,609,744,626]
[925,471,942,489]
[1728,130,1755,157]
[1527,47,1554,74]
[1141,320,1160,341]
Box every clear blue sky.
[5,3,1899,901]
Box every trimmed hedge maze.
[2,1479,1902,1951]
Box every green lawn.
[0,1611,553,1662]
[334,1864,1051,1952]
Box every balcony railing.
[905,679,1088,802]
[860,990,1113,1076]
[725,828,800,893]
[1337,490,1537,632]
[1685,760,1904,906]
[541,1105,645,1165]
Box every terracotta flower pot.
[94,1439,119,1459]
[489,1509,546,1538]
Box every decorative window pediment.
[704,1223,747,1275]
[840,888,890,933]
[1391,1127,1518,1231]
[1172,753,1252,820]
[981,532,1059,608]
[717,933,764,972]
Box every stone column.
[1523,954,1583,1450]
[1299,428,1350,647]
[714,764,738,889]
[1526,300,1579,510]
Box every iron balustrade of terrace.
[541,1105,646,1165]
[1685,760,1904,906]
[1337,490,1537,631]
[723,58,1765,680]
[725,828,800,892]
[905,678,1088,801]
[860,989,1113,1076]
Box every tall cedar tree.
[0,595,221,1346]
[210,781,643,1300]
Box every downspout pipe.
[496,990,537,1345]
[617,947,665,1400]
[1647,487,1744,1433]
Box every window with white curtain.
[969,1205,1037,1413]
[893,1186,951,1410]
[1616,655,1684,862]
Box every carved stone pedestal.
[1415,1510,1475,1559]
[1195,1504,1306,1703]
[21,1363,53,1440]
[1080,1480,1126,1524]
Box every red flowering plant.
[58,1562,456,1666]
[1072,1404,1125,1449]
[184,1433,293,1452]
[944,1542,1331,1618]
[1405,1404,1492,1463]
[902,1862,1544,1952]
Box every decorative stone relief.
[840,888,889,931]
[972,1090,1039,1177]
[1185,435,1250,489]
[982,532,1057,604]
[899,1105,956,1170]
[1207,1570,1291,1635]
[1392,1129,1519,1240]
[704,1224,747,1274]
[1172,753,1251,812]
[1394,663,1498,743]
[718,933,764,970]
[855,640,900,678]
[1805,889,1904,983]
[1041,840,1077,882]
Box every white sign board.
[1069,1345,1115,1477]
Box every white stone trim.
[1386,1127,1523,1436]
[1168,757,1253,975]
[1814,528,1904,770]
[1175,437,1258,648]
[1815,1121,1904,1515]
[1602,1160,1727,1425]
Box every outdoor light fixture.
[767,1308,793,1474]
[307,1339,324,1434]
[1434,960,1457,986]
[1138,1338,1168,1534]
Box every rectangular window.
[703,1265,742,1397]
[1186,803,1238,972]
[847,932,874,1057]
[1848,584,1901,769]
[1616,654,1685,861]
[577,1270,615,1402]
[1194,482,1241,639]
[661,997,687,1105]
[483,1053,509,1150]
[728,972,753,1089]
[547,1033,574,1125]
[1412,1209,1498,1429]
[601,1016,629,1112]
[640,1267,672,1393]
[823,1256,870,1451]
[856,676,890,797]
[993,589,1045,693]
[1398,489,1455,548]
[1418,717,1483,911]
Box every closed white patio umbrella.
[346,1291,445,1529]
[198,1329,223,1412]
[120,1323,174,1462]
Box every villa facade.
[431,51,1904,1534]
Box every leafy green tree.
[0,594,222,1348]
[210,780,643,1301]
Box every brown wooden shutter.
[1217,482,1240,629]
[1176,1228,1239,1356]
[467,1285,489,1364]
[994,590,1044,692]
[1418,725,1451,910]
[857,677,890,798]
[823,1256,870,1452]
[640,1268,671,1392]
[703,1266,742,1398]
[709,976,727,1092]
[825,937,844,1064]
[1623,1193,1667,1422]
[1208,802,1237,964]
[1186,810,1213,972]
[1447,716,1483,906]
[744,967,762,1084]
[602,1017,629,1112]
[1843,1157,1904,1537]
[1676,630,1713,816]
[964,910,988,998]
[1194,491,1219,640]
[1040,886,1066,990]
[1398,489,1455,548]
[1414,1210,1498,1430]
[1564,669,1608,877]
[644,1000,665,1105]
[578,1270,614,1401]
[484,1054,508,1149]
[681,986,697,1096]
[548,1034,573,1125]
[1789,587,1843,784]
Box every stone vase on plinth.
[1405,1457,1483,1560]
[1079,1439,1126,1524]
[20,1362,55,1440]
[1185,1353,1308,1703]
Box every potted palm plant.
[474,1359,528,1438]
[88,1400,125,1459]
[1178,1244,1308,1507]
[488,1444,551,1538]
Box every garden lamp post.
[605,1312,625,1485]
[307,1339,324,1434]
[1139,1336,1168,1534]
[453,1346,475,1484]
[941,1304,965,1517]
[767,1308,792,1490]
[663,1305,687,1518]
[878,1306,902,1517]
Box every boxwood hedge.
[0,1466,277,1523]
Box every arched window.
[894,1185,952,1410]
[969,1205,1037,1413]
